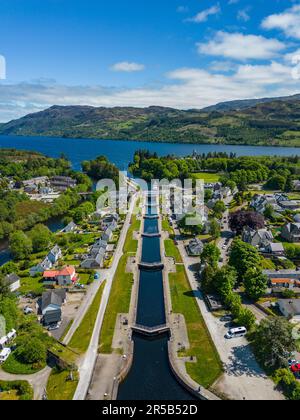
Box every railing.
[132,323,170,336]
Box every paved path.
[73,192,139,400]
[0,366,51,400]
[173,220,284,400]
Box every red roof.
[43,266,76,279]
[271,278,294,284]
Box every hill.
[2,99,300,146]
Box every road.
[73,191,139,400]
[0,366,51,400]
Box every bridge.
[142,233,161,238]
[138,262,164,271]
[143,215,159,220]
[132,324,170,337]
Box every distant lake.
[0,135,300,170]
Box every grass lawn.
[99,255,134,353]
[164,239,182,263]
[68,281,106,354]
[2,352,46,375]
[123,215,140,254]
[169,265,223,388]
[0,390,19,400]
[60,320,74,342]
[192,173,220,183]
[19,276,44,295]
[46,369,79,400]
[162,218,175,236]
[78,273,91,285]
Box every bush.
[0,380,33,400]
[273,368,300,400]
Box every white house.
[47,245,62,264]
[4,274,20,292]
[278,299,300,322]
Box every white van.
[0,347,11,364]
[225,327,247,339]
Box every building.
[102,213,119,229]
[43,266,77,286]
[30,257,53,277]
[61,221,77,233]
[187,238,204,256]
[264,269,300,282]
[4,274,20,292]
[102,228,113,243]
[47,245,62,264]
[264,242,285,256]
[279,200,300,211]
[270,278,296,289]
[40,289,66,326]
[242,227,273,248]
[81,247,106,269]
[0,336,7,350]
[278,299,300,321]
[282,223,300,243]
[50,176,77,192]
[23,177,48,188]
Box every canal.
[118,194,196,400]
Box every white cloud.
[237,8,250,22]
[110,61,145,72]
[197,31,286,60]
[186,4,220,23]
[262,5,300,39]
[0,59,299,122]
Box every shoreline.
[1,133,300,150]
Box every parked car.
[290,363,300,374]
[288,359,298,367]
[220,315,233,322]
[47,324,60,331]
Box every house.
[40,289,66,326]
[4,274,20,292]
[50,176,77,192]
[102,228,113,243]
[264,242,285,256]
[23,177,48,188]
[270,278,295,289]
[81,247,106,269]
[282,223,300,243]
[188,238,204,256]
[102,213,119,229]
[278,299,300,321]
[242,227,273,248]
[61,221,77,233]
[263,269,300,281]
[30,257,53,277]
[251,194,277,214]
[43,266,77,286]
[0,348,11,364]
[47,245,62,264]
[279,200,300,211]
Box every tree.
[236,307,256,330]
[16,336,47,365]
[244,268,268,301]
[264,204,274,220]
[265,175,286,191]
[229,211,265,234]
[0,273,10,298]
[284,176,294,193]
[201,243,221,268]
[214,265,237,301]
[253,317,296,370]
[28,224,52,252]
[201,264,216,293]
[229,239,261,281]
[209,219,221,239]
[213,200,226,218]
[9,231,32,260]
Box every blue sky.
[0,0,300,121]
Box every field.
[192,173,220,183]
[169,265,222,388]
[164,239,182,263]
[15,201,49,218]
[46,369,79,400]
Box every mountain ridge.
[2,95,300,147]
